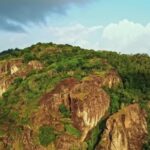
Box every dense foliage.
[0,42,150,149]
[39,126,56,146]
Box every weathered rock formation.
[0,59,22,75]
[0,76,13,97]
[36,78,79,126]
[82,69,121,89]
[96,104,147,150]
[55,134,83,150]
[28,60,43,70]
[0,59,43,97]
[33,70,121,148]
[70,80,110,142]
[103,69,121,88]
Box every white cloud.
[0,20,150,55]
[46,24,103,49]
[99,19,150,54]
[0,23,103,51]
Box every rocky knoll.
[30,70,121,149]
[96,104,147,150]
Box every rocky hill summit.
[0,43,150,150]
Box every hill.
[0,42,150,150]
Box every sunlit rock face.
[0,80,6,97]
[102,70,121,88]
[0,59,22,97]
[28,71,121,149]
[28,60,43,70]
[70,80,110,142]
[82,69,121,89]
[0,59,22,75]
[0,59,43,97]
[69,70,121,142]
[0,77,13,97]
[96,104,147,150]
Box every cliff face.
[70,80,110,142]
[0,59,22,96]
[0,59,43,97]
[30,70,121,149]
[97,104,147,150]
[0,59,22,75]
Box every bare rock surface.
[96,104,147,150]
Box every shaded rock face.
[70,80,110,141]
[97,104,147,150]
[33,78,79,127]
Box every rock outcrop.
[2,68,121,149]
[102,69,121,88]
[0,59,43,97]
[28,60,43,70]
[0,77,13,97]
[70,80,110,142]
[31,70,121,149]
[96,104,147,150]
[82,69,121,89]
[0,59,22,75]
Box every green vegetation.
[59,104,71,118]
[87,119,106,150]
[0,42,150,149]
[65,124,81,138]
[39,126,56,147]
[23,52,37,63]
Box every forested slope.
[0,43,150,150]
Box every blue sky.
[0,0,150,54]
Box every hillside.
[0,42,150,150]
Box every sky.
[0,0,150,54]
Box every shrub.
[23,53,36,63]
[59,104,71,118]
[65,124,81,138]
[39,126,56,147]
[14,77,23,86]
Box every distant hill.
[0,42,150,150]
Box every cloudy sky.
[0,0,150,54]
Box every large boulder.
[96,104,147,150]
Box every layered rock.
[33,78,79,127]
[70,80,110,141]
[0,59,43,97]
[82,69,121,89]
[0,59,22,75]
[96,104,147,150]
[0,77,13,97]
[102,69,121,88]
[29,70,121,149]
